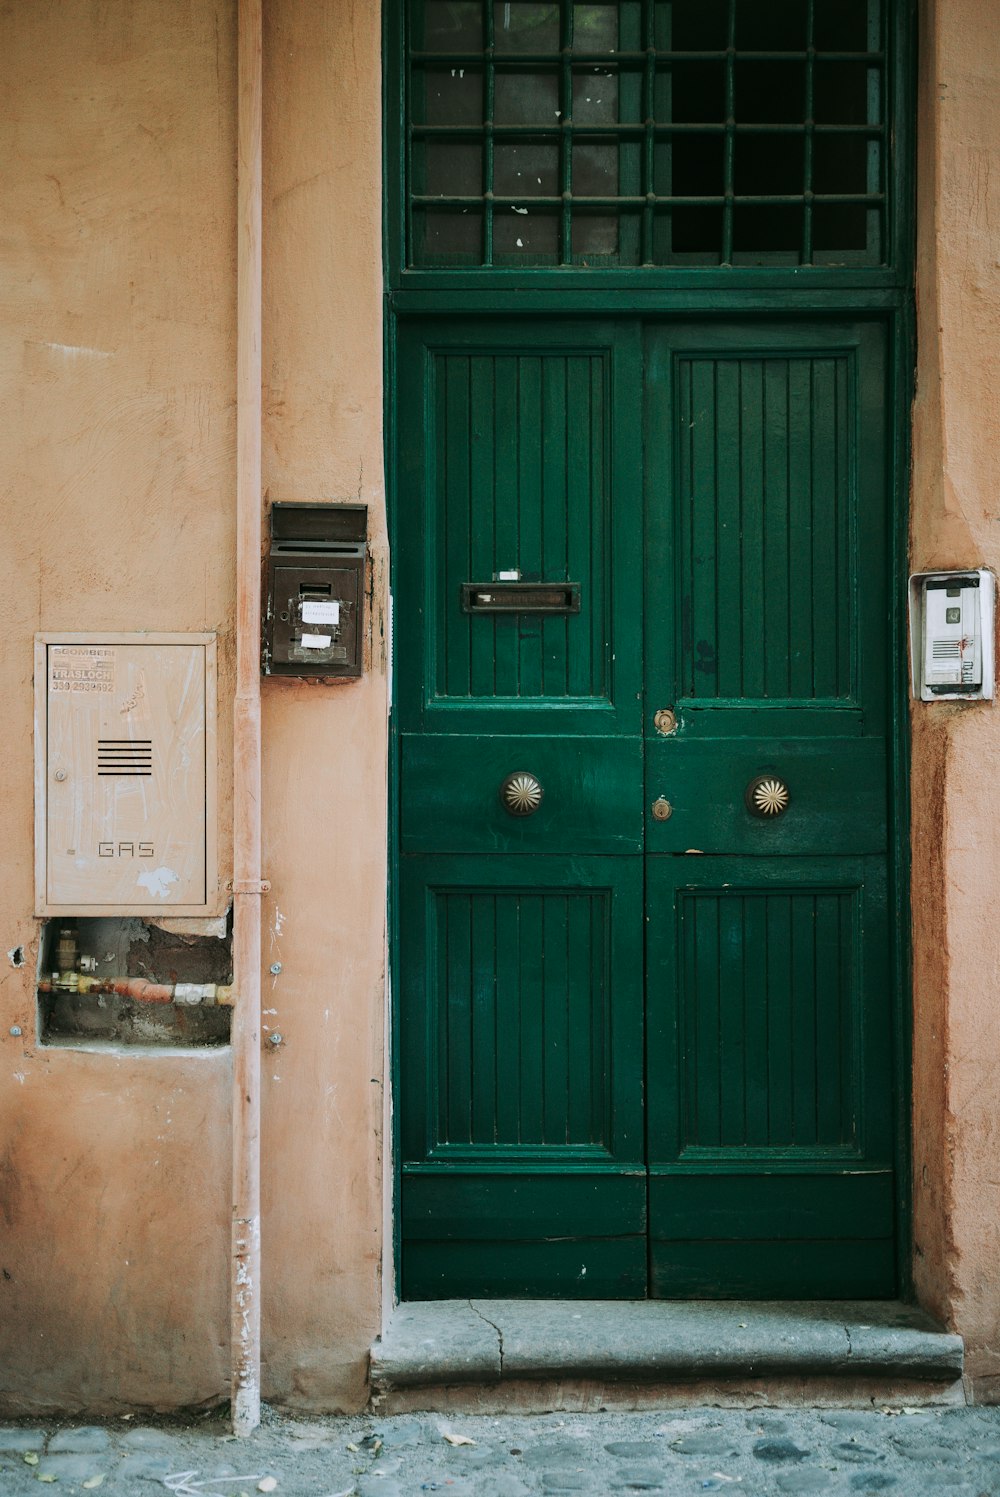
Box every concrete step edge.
[369,1300,965,1392]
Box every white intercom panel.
[909,570,995,702]
[35,633,218,916]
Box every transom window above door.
[404,0,894,269]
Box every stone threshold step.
[370,1300,963,1392]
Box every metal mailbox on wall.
[263,503,367,678]
[34,633,218,916]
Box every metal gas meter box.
[34,632,218,916]
[264,503,367,678]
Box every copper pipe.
[38,978,235,1005]
[232,0,263,1440]
[39,977,172,1002]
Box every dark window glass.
[734,203,802,253]
[666,136,725,198]
[423,140,483,197]
[735,134,804,198]
[814,0,871,52]
[736,62,806,124]
[813,134,869,197]
[574,4,618,50]
[735,0,807,50]
[669,62,726,124]
[494,205,560,258]
[814,62,870,126]
[813,203,870,255]
[406,0,887,268]
[494,71,560,124]
[417,69,483,125]
[421,2,484,51]
[493,3,560,53]
[664,0,729,50]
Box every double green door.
[395,315,896,1299]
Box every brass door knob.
[746,775,790,818]
[500,771,544,817]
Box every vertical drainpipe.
[232,0,263,1438]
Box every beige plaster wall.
[911,0,1000,1393]
[0,0,237,1411]
[259,0,387,1410]
[0,0,386,1415]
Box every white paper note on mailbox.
[300,632,332,649]
[302,600,340,626]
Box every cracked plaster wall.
[911,0,1000,1393]
[0,0,386,1414]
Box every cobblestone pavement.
[2,1404,999,1497]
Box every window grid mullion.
[617,2,644,265]
[866,0,883,262]
[722,0,736,264]
[641,0,656,265]
[559,4,574,265]
[803,0,815,264]
[405,5,415,269]
[484,2,495,266]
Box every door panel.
[677,352,855,705]
[645,739,886,855]
[400,856,646,1299]
[646,858,892,1163]
[644,322,888,728]
[396,319,643,736]
[401,734,643,855]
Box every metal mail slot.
[461,582,581,615]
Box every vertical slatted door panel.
[644,320,894,1297]
[397,318,643,856]
[416,329,640,724]
[646,857,895,1297]
[395,319,645,1297]
[645,320,888,855]
[675,353,853,704]
[400,857,646,1299]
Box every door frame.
[382,0,917,1304]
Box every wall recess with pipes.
[33,633,231,1047]
[36,918,232,1047]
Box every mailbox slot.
[264,503,367,678]
[461,581,581,615]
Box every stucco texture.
[911,0,1000,1394]
[0,0,387,1414]
[0,0,237,1412]
[258,0,387,1410]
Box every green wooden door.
[643,320,895,1296]
[395,314,896,1299]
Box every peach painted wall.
[911,0,1000,1395]
[259,0,387,1409]
[0,0,387,1415]
[0,0,236,1412]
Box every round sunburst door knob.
[500,771,544,817]
[746,775,791,819]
